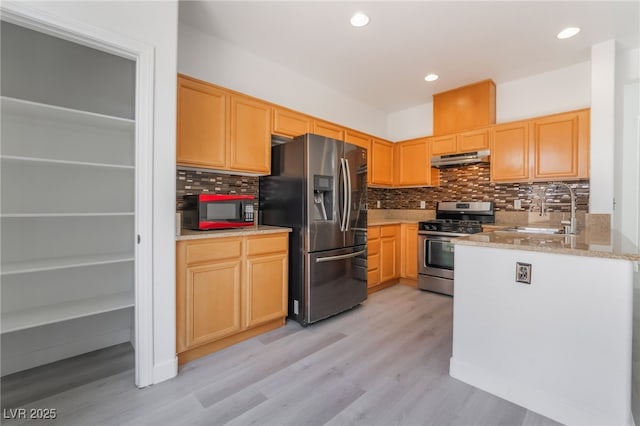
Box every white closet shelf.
[1,96,135,126]
[1,291,134,334]
[1,213,134,218]
[1,253,134,276]
[0,155,134,169]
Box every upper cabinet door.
[177,76,227,168]
[312,120,345,141]
[370,138,394,186]
[433,79,496,135]
[458,128,490,153]
[431,134,457,156]
[491,121,530,182]
[272,107,311,138]
[532,110,589,180]
[229,95,272,174]
[396,137,429,186]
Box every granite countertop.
[368,219,420,226]
[176,225,292,241]
[454,229,640,262]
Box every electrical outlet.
[514,199,521,210]
[376,200,381,208]
[420,200,426,209]
[515,262,532,284]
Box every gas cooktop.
[419,201,495,235]
[419,219,484,234]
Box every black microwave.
[182,194,255,230]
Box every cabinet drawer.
[368,226,380,239]
[185,238,242,265]
[368,269,380,287]
[368,254,380,271]
[246,233,288,256]
[380,225,398,238]
[368,239,380,256]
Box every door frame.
[1,2,155,387]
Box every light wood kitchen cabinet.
[379,225,400,283]
[176,232,289,365]
[368,224,416,292]
[177,75,228,169]
[229,95,272,174]
[272,107,311,138]
[367,226,381,289]
[431,134,457,156]
[431,128,490,156]
[433,79,496,136]
[491,121,530,182]
[400,224,418,280]
[313,119,345,141]
[370,138,394,186]
[491,109,590,183]
[395,137,431,186]
[531,109,589,180]
[459,127,491,152]
[177,75,272,175]
[245,234,288,328]
[345,129,370,149]
[176,237,243,353]
[184,260,242,348]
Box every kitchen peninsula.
[450,227,640,426]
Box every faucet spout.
[551,182,577,234]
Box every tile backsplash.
[368,164,589,212]
[176,168,258,211]
[176,164,590,215]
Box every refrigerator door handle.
[344,158,352,231]
[339,158,348,232]
[315,249,367,263]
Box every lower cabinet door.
[380,237,397,282]
[245,253,288,328]
[185,260,241,348]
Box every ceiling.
[179,1,640,114]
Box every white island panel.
[450,244,634,426]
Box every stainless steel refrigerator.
[259,133,367,326]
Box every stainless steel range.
[418,201,495,295]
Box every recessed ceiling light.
[424,73,439,82]
[350,12,370,28]
[557,27,580,40]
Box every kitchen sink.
[500,226,564,235]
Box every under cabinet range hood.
[431,150,490,168]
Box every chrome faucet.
[550,182,577,234]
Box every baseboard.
[153,356,178,385]
[450,357,634,426]
[367,279,398,294]
[398,277,418,288]
[177,318,285,366]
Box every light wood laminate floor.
[1,285,561,426]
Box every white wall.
[24,1,179,385]
[496,62,591,123]
[614,47,640,253]
[617,47,640,422]
[386,61,591,141]
[178,23,388,139]
[590,40,617,215]
[387,103,433,141]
